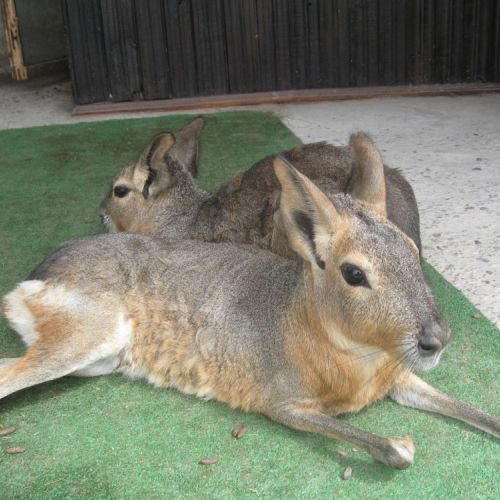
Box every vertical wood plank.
[493,0,500,81]
[365,0,379,85]
[463,0,477,81]
[476,0,492,81]
[224,0,258,93]
[422,0,435,83]
[64,0,109,104]
[306,0,321,88]
[62,0,500,104]
[163,0,198,97]
[190,0,228,96]
[101,0,140,101]
[348,0,367,86]
[272,0,292,90]
[318,0,336,87]
[288,0,307,89]
[1,0,28,80]
[134,0,169,100]
[336,0,350,87]
[394,0,407,84]
[451,0,465,82]
[434,0,451,82]
[254,0,276,91]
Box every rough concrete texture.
[0,75,498,325]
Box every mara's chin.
[412,349,444,372]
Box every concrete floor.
[0,75,498,325]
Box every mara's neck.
[151,187,211,240]
[282,269,404,414]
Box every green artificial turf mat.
[0,111,498,499]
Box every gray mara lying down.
[100,118,421,255]
[2,158,498,469]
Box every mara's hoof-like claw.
[373,435,415,469]
[386,435,415,469]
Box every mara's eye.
[113,185,131,198]
[340,263,369,288]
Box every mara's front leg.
[268,401,415,469]
[389,372,500,438]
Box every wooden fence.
[63,0,500,105]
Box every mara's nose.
[417,337,442,357]
[418,318,449,357]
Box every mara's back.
[30,233,298,330]
[197,139,421,253]
[27,233,302,408]
[199,142,351,245]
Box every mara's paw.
[386,435,415,469]
[373,435,415,469]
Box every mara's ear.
[138,132,176,170]
[347,133,387,218]
[133,133,176,199]
[169,117,205,178]
[138,156,196,200]
[273,156,342,269]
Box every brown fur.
[100,123,422,256]
[122,297,265,411]
[283,299,402,415]
[2,159,497,470]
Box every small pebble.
[472,313,481,319]
[6,446,26,454]
[342,466,353,480]
[231,424,247,439]
[337,450,346,459]
[199,457,219,465]
[0,427,16,437]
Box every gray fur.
[3,161,497,470]
[100,130,422,254]
[31,191,435,403]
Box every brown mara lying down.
[2,158,499,469]
[100,117,422,256]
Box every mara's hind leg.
[0,348,123,400]
[0,331,127,401]
[0,348,92,400]
[0,358,21,368]
[1,280,132,401]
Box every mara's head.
[274,140,450,372]
[99,117,204,234]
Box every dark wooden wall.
[63,0,500,105]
